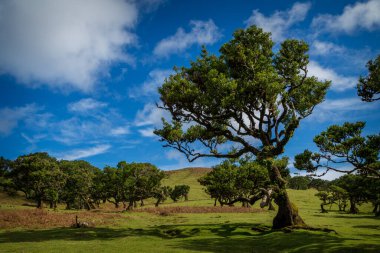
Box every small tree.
[198,158,274,207]
[118,162,165,210]
[315,191,334,213]
[287,176,311,190]
[155,25,329,228]
[357,55,380,102]
[333,175,368,214]
[153,186,172,207]
[169,185,190,202]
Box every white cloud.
[307,97,378,123]
[312,0,380,34]
[308,61,356,91]
[135,103,171,138]
[292,169,343,181]
[58,144,111,160]
[110,126,130,136]
[135,103,170,127]
[311,40,345,55]
[0,104,41,136]
[0,0,138,92]
[138,128,156,137]
[68,98,107,113]
[245,2,311,41]
[153,19,221,58]
[129,69,173,98]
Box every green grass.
[0,168,379,253]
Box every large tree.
[154,26,329,228]
[357,55,380,102]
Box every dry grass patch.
[0,209,125,229]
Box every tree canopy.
[357,55,380,102]
[294,121,380,177]
[155,25,330,228]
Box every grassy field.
[0,168,379,253]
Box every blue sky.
[0,0,379,179]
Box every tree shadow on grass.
[1,223,379,252]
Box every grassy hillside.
[163,167,211,201]
[0,168,379,252]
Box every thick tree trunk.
[269,163,306,229]
[273,189,306,228]
[349,198,358,214]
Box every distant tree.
[118,162,165,210]
[333,175,368,214]
[357,55,380,102]
[169,185,190,202]
[366,178,380,216]
[0,157,13,193]
[10,153,66,208]
[315,185,348,213]
[153,186,172,207]
[102,166,126,208]
[155,25,329,229]
[287,176,311,190]
[315,191,334,213]
[198,158,275,207]
[295,122,380,178]
[329,185,349,212]
[60,160,97,210]
[308,178,329,191]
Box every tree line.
[0,153,190,210]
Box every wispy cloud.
[153,19,221,58]
[307,97,378,123]
[129,69,173,98]
[110,126,130,136]
[0,104,43,136]
[308,61,356,91]
[312,0,380,34]
[0,0,138,92]
[134,103,170,138]
[58,144,111,160]
[245,2,311,41]
[135,103,169,127]
[68,98,107,113]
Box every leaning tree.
[154,25,330,228]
